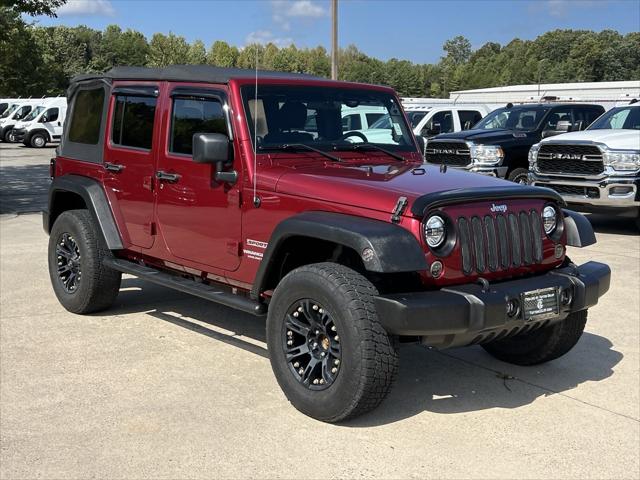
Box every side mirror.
[40,115,48,123]
[192,132,237,184]
[556,120,572,133]
[426,123,441,136]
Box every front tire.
[30,132,47,148]
[508,167,530,184]
[482,310,587,365]
[267,263,398,423]
[48,209,122,314]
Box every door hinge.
[391,196,408,223]
[150,222,157,236]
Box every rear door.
[102,84,159,248]
[458,110,483,130]
[154,84,242,271]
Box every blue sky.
[34,0,640,63]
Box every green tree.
[147,32,190,67]
[207,40,239,67]
[187,39,207,64]
[1,0,66,16]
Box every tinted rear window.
[68,89,105,144]
[112,95,157,149]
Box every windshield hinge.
[391,196,408,223]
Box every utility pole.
[331,0,338,80]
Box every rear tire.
[482,310,587,365]
[30,132,47,148]
[48,209,121,314]
[508,167,530,184]
[267,262,398,423]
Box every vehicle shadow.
[110,278,622,426]
[587,213,638,236]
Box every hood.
[539,129,640,150]
[13,120,31,129]
[274,161,519,215]
[433,128,535,144]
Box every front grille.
[425,141,471,167]
[546,184,600,198]
[537,144,604,176]
[457,210,543,275]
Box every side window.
[170,97,226,155]
[43,108,59,123]
[544,108,573,131]
[458,110,482,130]
[365,112,385,127]
[68,88,105,144]
[15,106,32,120]
[342,113,362,131]
[424,111,454,135]
[111,95,156,149]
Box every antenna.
[252,45,260,208]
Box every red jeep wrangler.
[45,66,610,422]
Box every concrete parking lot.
[1,142,638,479]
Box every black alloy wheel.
[55,233,82,293]
[284,299,341,390]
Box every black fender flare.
[563,209,596,247]
[251,211,428,298]
[25,128,51,143]
[44,175,124,250]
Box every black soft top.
[71,65,321,85]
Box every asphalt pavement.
[0,142,638,479]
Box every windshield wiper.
[335,142,406,162]
[258,143,343,162]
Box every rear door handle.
[156,171,181,183]
[104,162,124,173]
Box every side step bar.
[104,258,266,316]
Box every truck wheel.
[6,130,17,143]
[482,310,587,365]
[508,167,530,184]
[30,132,47,148]
[48,209,121,314]
[266,262,398,423]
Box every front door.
[154,85,241,271]
[103,85,159,248]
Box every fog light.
[506,298,520,318]
[430,260,443,278]
[610,186,633,196]
[560,288,573,306]
[554,244,564,259]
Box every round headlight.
[424,215,446,248]
[542,206,557,234]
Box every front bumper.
[531,172,640,217]
[11,128,26,142]
[374,261,610,348]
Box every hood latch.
[391,196,408,223]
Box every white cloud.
[57,0,115,16]
[245,30,294,47]
[271,0,326,30]
[539,0,605,18]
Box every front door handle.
[104,162,124,173]
[156,171,181,183]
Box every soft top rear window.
[68,88,105,144]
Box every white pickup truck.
[529,102,640,228]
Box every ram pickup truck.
[44,66,610,422]
[425,103,604,183]
[530,102,640,229]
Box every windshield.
[1,104,18,119]
[474,107,550,131]
[241,85,415,152]
[23,106,45,122]
[588,106,640,130]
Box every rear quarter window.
[68,88,105,144]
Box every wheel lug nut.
[298,368,304,375]
[334,335,339,341]
[313,342,318,348]
[313,379,319,385]
[331,367,337,373]
[287,331,293,337]
[287,340,293,346]
[312,304,318,311]
[315,329,319,334]
[297,306,303,313]
[318,308,324,314]
[319,379,325,385]
[334,359,340,365]
[293,362,300,368]
[321,352,325,357]
[292,312,299,318]
[331,325,337,332]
